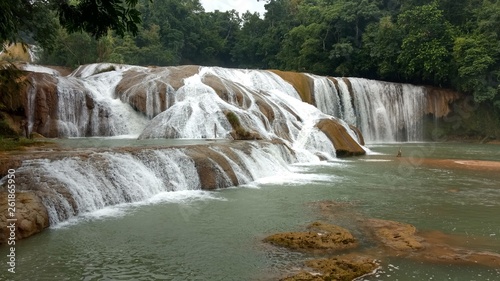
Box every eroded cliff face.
[424,87,461,118]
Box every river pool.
[2,142,499,280]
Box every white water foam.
[51,190,225,229]
[22,64,60,75]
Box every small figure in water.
[396,146,402,157]
[214,123,217,139]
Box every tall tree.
[396,2,454,85]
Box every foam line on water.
[51,190,226,229]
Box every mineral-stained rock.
[0,191,49,244]
[315,118,365,157]
[264,222,358,251]
[115,65,199,117]
[425,87,461,118]
[270,70,316,105]
[415,230,500,268]
[362,218,500,268]
[363,218,424,252]
[281,254,379,281]
[185,146,239,190]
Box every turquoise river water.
[1,142,500,280]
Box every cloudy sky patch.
[200,0,266,15]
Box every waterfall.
[137,66,347,161]
[23,63,434,142]
[307,75,427,142]
[0,63,462,229]
[7,142,300,225]
[202,67,301,99]
[56,69,148,137]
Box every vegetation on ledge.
[0,137,50,152]
[225,111,261,140]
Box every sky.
[199,0,267,15]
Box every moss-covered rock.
[281,254,379,281]
[264,222,358,251]
[224,110,262,140]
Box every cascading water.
[138,66,345,162]
[10,63,416,227]
[307,75,427,142]
[8,142,301,225]
[56,71,148,137]
[202,67,301,99]
[24,63,430,143]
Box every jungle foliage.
[2,0,500,110]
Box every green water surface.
[1,143,499,280]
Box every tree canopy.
[1,0,143,47]
[2,0,500,110]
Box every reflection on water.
[1,143,499,280]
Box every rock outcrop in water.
[266,201,500,280]
[264,222,358,251]
[363,218,424,252]
[281,254,379,281]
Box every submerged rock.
[0,191,49,243]
[363,218,424,252]
[362,218,500,267]
[281,254,379,281]
[264,222,358,251]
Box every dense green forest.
[3,0,500,110]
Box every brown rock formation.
[0,191,49,244]
[363,218,424,252]
[349,124,365,146]
[202,74,252,109]
[315,118,365,156]
[115,65,199,117]
[303,202,500,269]
[281,254,379,281]
[270,70,315,104]
[0,70,59,137]
[362,218,500,267]
[425,87,461,118]
[264,221,358,251]
[185,146,240,190]
[22,73,60,137]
